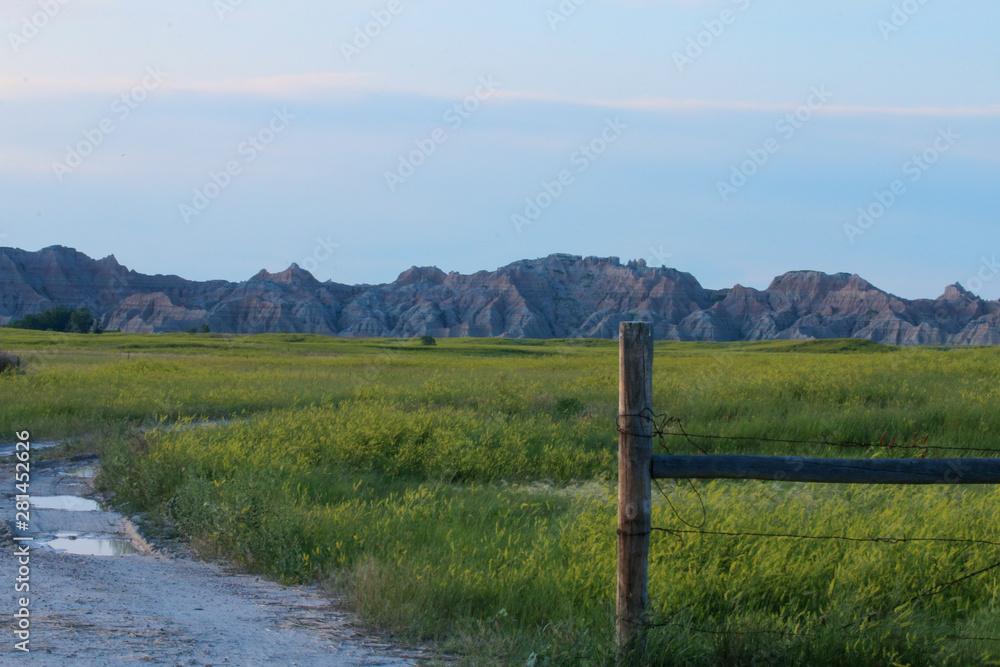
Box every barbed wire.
[646,519,1000,639]
[617,410,1000,457]
[649,526,1000,549]
[669,415,1000,456]
[645,613,1000,644]
[617,410,707,455]
[617,411,1000,647]
[645,613,818,637]
[641,557,1000,642]
[843,556,1000,631]
[652,478,706,529]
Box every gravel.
[0,453,427,666]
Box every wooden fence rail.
[652,455,1000,485]
[616,321,1000,660]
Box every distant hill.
[1,246,998,344]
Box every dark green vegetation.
[2,329,1000,665]
[5,305,98,333]
[0,349,21,374]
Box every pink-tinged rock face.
[2,247,999,345]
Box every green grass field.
[3,329,1000,665]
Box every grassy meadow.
[3,329,1000,665]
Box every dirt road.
[0,452,424,666]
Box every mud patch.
[0,440,61,457]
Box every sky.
[1,0,998,299]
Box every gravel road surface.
[0,452,425,666]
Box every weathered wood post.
[617,321,653,659]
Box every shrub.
[0,350,22,375]
[419,335,437,346]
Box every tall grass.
[5,330,1000,664]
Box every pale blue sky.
[1,0,998,298]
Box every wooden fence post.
[617,321,653,659]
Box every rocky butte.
[1,246,999,345]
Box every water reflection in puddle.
[44,533,139,556]
[31,496,101,512]
[63,465,98,479]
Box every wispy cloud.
[180,73,375,98]
[0,72,375,100]
[8,73,995,120]
[494,90,1000,118]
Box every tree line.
[5,306,101,333]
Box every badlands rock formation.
[1,246,998,345]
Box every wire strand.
[649,527,1000,549]
[616,412,1000,647]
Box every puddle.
[0,441,62,457]
[43,533,139,556]
[31,496,101,512]
[63,464,98,478]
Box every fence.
[615,321,1000,658]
